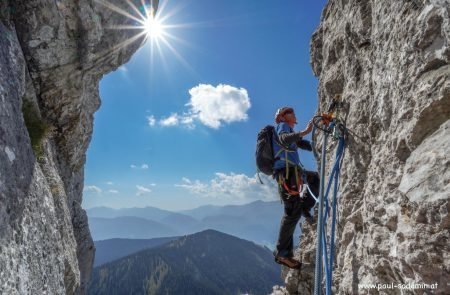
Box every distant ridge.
[87,200,288,247]
[94,237,179,267]
[89,230,282,295]
[88,216,180,240]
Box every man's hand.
[299,119,314,136]
[305,119,313,133]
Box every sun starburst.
[144,16,163,38]
[93,0,198,79]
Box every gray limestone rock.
[0,0,158,294]
[278,0,449,294]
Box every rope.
[313,124,328,295]
[312,115,347,295]
[323,136,345,294]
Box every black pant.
[275,168,319,257]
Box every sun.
[95,0,195,73]
[144,16,163,38]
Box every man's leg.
[275,198,303,257]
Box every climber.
[272,107,320,270]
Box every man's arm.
[296,139,312,151]
[279,133,312,151]
[278,132,302,146]
[278,119,314,148]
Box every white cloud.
[147,115,156,126]
[84,185,102,194]
[106,181,114,185]
[160,113,179,126]
[181,177,191,184]
[149,112,195,129]
[118,65,129,79]
[150,183,156,186]
[187,84,251,129]
[180,115,194,126]
[108,190,119,194]
[131,164,149,170]
[147,84,251,129]
[136,185,152,196]
[175,172,277,202]
[176,178,208,195]
[118,65,128,76]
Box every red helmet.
[275,107,294,123]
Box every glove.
[297,139,312,151]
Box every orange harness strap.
[279,172,304,196]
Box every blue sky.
[82,0,327,211]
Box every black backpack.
[256,125,277,176]
[256,125,308,179]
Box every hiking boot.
[274,256,302,269]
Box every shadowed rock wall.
[0,0,157,294]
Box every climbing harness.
[274,137,316,199]
[276,166,305,197]
[311,95,348,295]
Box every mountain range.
[86,200,302,248]
[88,230,283,295]
[94,237,179,267]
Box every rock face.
[280,0,449,294]
[0,0,157,294]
